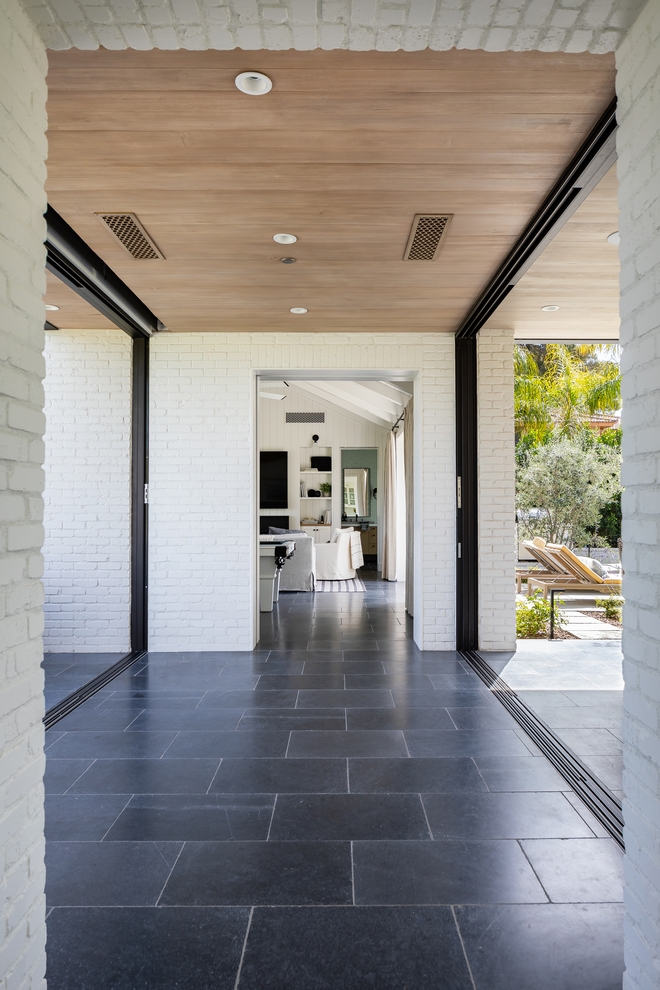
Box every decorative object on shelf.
[319,482,331,496]
[311,455,332,471]
[307,488,321,497]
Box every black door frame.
[44,208,160,726]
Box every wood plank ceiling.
[45,48,615,334]
[484,166,620,341]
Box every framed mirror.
[343,467,370,518]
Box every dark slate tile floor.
[43,652,127,710]
[45,575,624,989]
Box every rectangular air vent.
[96,213,164,260]
[286,412,325,424]
[403,214,453,261]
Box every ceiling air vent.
[96,213,164,260]
[286,412,325,424]
[403,214,453,261]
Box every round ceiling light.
[274,233,297,245]
[607,231,620,245]
[235,71,272,96]
[290,307,307,314]
[45,304,60,311]
[541,305,560,312]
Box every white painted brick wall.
[0,0,47,987]
[616,3,660,987]
[42,330,132,653]
[477,327,516,651]
[25,0,646,54]
[149,332,455,651]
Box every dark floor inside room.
[44,574,624,989]
[43,653,127,709]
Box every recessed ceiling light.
[235,71,272,96]
[290,307,307,315]
[45,304,60,311]
[274,233,297,245]
[281,257,296,264]
[607,231,620,245]
[541,305,560,312]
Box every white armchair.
[315,529,356,581]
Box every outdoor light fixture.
[607,231,620,245]
[281,257,296,264]
[273,233,297,245]
[45,304,60,311]
[290,307,307,314]
[235,71,272,96]
[541,305,560,312]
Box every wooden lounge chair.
[516,538,564,593]
[526,541,622,599]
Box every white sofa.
[315,529,356,581]
[278,534,316,592]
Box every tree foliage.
[517,437,621,547]
[515,344,620,440]
[515,346,623,546]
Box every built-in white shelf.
[299,446,333,527]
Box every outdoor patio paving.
[482,641,623,797]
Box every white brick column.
[0,0,48,987]
[616,2,660,987]
[477,328,516,651]
[43,330,132,653]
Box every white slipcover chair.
[315,529,356,581]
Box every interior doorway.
[255,375,413,649]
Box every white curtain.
[382,430,397,580]
[404,399,414,615]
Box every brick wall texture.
[0,0,48,987]
[477,327,516,651]
[25,0,647,55]
[42,330,132,653]
[148,332,455,651]
[616,2,660,987]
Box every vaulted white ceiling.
[259,379,412,430]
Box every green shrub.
[595,596,624,622]
[516,591,565,638]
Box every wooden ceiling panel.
[45,48,615,334]
[484,166,620,341]
[44,271,118,330]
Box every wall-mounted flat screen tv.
[260,451,288,509]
